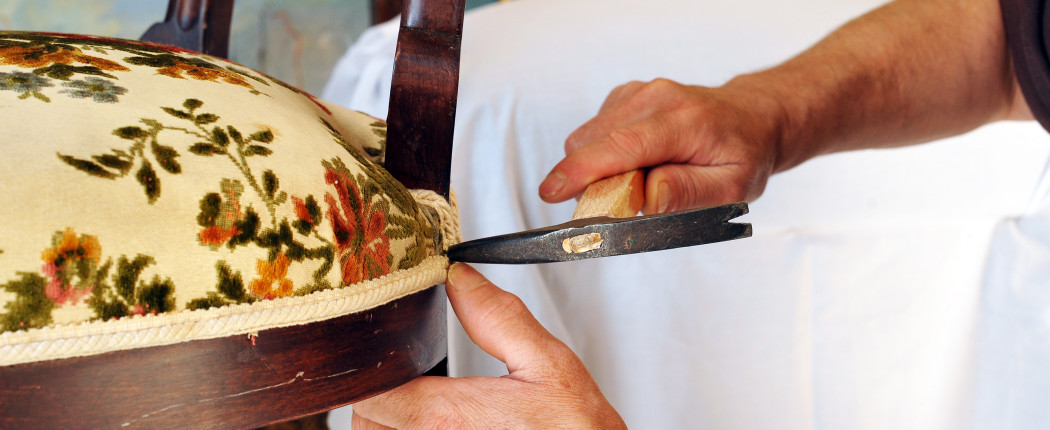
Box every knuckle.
[565,129,587,153]
[714,169,753,203]
[530,339,584,378]
[641,78,681,96]
[614,80,645,94]
[720,181,749,203]
[737,163,769,201]
[647,77,676,88]
[469,287,532,333]
[605,128,650,161]
[550,344,585,374]
[602,81,641,110]
[483,291,531,324]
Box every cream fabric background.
[0,34,458,363]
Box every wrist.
[719,73,802,174]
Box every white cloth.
[322,0,1050,428]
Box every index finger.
[565,81,649,153]
[539,114,697,203]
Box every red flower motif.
[198,225,239,247]
[198,180,244,248]
[292,196,313,224]
[324,168,391,285]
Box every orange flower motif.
[41,227,101,267]
[156,59,252,88]
[40,228,101,306]
[71,54,128,72]
[249,253,295,300]
[0,45,128,71]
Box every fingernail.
[657,182,671,213]
[539,170,566,198]
[447,263,483,293]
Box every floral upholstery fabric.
[0,32,452,364]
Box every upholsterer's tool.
[448,170,752,264]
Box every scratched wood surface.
[0,287,447,429]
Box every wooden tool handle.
[572,170,645,220]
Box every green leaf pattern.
[1,98,439,333]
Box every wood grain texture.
[383,0,466,199]
[0,286,447,429]
[572,170,646,220]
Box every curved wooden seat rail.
[0,0,464,428]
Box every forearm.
[726,0,1026,173]
[543,0,1032,211]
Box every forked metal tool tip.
[448,201,752,264]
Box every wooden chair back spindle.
[140,0,234,58]
[384,0,465,198]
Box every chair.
[0,0,461,428]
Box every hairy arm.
[754,0,1027,170]
[540,0,1029,213]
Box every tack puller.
[448,170,752,264]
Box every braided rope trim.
[0,256,448,366]
[411,189,462,250]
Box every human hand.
[538,78,785,214]
[351,263,626,430]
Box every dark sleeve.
[1001,0,1050,132]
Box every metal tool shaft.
[448,202,752,264]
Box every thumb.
[445,263,565,374]
[643,163,760,213]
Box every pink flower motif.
[129,304,147,316]
[41,262,93,306]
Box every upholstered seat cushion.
[0,32,456,365]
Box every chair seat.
[0,31,456,365]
